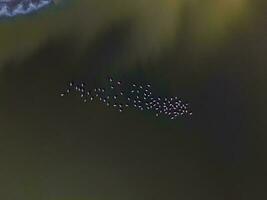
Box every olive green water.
[0,0,266,200]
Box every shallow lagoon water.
[0,0,255,69]
[0,1,266,200]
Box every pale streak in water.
[0,0,54,17]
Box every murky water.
[0,1,266,200]
[0,0,257,68]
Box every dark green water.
[0,1,266,199]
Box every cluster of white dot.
[0,0,52,17]
[60,77,192,119]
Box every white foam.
[0,0,53,18]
